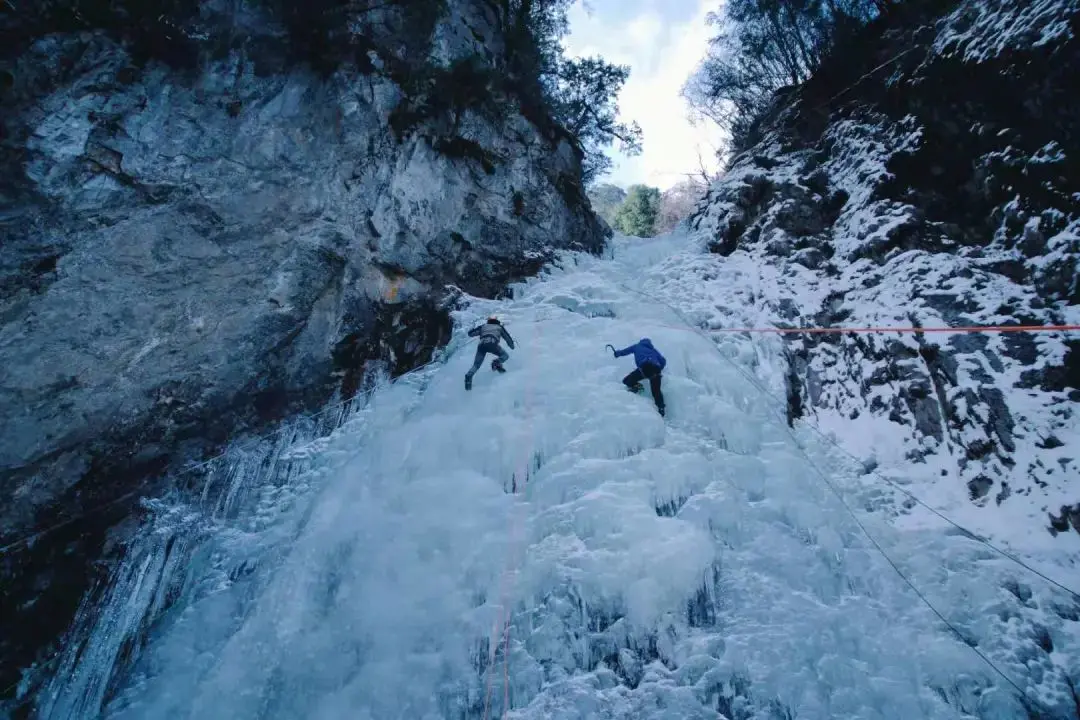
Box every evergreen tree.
[613,185,661,237]
[503,1,643,183]
[550,56,643,183]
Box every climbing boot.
[465,375,472,391]
[492,360,506,373]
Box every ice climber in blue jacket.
[608,338,666,416]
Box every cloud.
[628,19,667,70]
[565,0,728,190]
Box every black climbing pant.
[466,342,509,381]
[623,362,665,414]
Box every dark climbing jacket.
[614,338,666,370]
[469,321,515,349]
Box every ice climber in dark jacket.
[609,338,666,416]
[465,315,515,390]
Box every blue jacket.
[614,338,666,370]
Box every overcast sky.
[562,0,727,191]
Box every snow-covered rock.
[686,0,1079,539]
[0,0,605,704]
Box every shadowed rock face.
[0,1,607,704]
[690,0,1079,535]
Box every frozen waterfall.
[37,232,1080,719]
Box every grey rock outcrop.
[0,0,606,702]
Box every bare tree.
[683,0,892,150]
[654,178,709,234]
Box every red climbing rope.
[483,321,542,720]
[712,324,1080,334]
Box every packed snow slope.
[36,233,1080,720]
[687,0,1080,540]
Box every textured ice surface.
[42,233,1080,720]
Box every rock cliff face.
[0,0,606,703]
[687,0,1079,533]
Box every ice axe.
[605,344,616,356]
